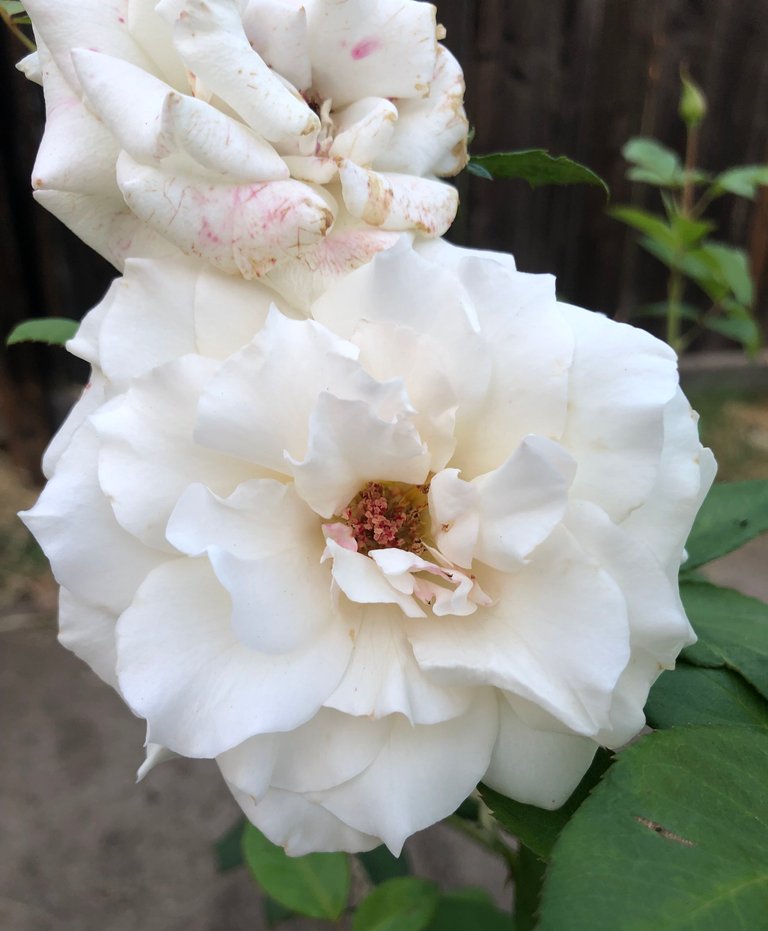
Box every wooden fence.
[2,0,768,477]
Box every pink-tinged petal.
[283,156,338,183]
[408,527,631,737]
[73,49,289,182]
[290,393,429,518]
[228,785,379,855]
[58,587,120,689]
[32,42,120,197]
[325,540,425,618]
[127,0,189,89]
[20,423,166,614]
[196,308,362,471]
[558,302,679,522]
[312,237,490,408]
[375,46,468,177]
[470,436,576,571]
[483,693,598,809]
[33,188,182,271]
[330,97,398,166]
[622,389,716,576]
[117,558,353,756]
[157,0,319,148]
[313,690,498,855]
[116,152,334,277]
[91,355,256,552]
[24,0,155,89]
[338,160,457,236]
[307,0,437,108]
[241,0,312,92]
[353,320,458,472]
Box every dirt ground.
[2,392,767,931]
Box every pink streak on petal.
[351,37,382,60]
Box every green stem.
[667,122,700,352]
[446,815,518,876]
[0,10,35,52]
[666,265,685,352]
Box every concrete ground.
[2,452,767,931]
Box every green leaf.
[670,214,715,248]
[0,1,26,14]
[353,878,439,931]
[623,137,683,186]
[608,207,676,249]
[358,845,411,884]
[698,242,754,306]
[214,818,246,872]
[537,727,768,931]
[6,317,79,347]
[242,824,350,920]
[480,749,613,859]
[468,150,609,196]
[645,662,768,729]
[424,892,512,931]
[633,301,701,322]
[704,311,761,353]
[514,845,546,931]
[682,480,768,570]
[263,897,295,928]
[713,165,768,200]
[681,580,768,701]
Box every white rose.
[20,0,467,299]
[21,239,715,855]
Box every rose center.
[340,481,431,556]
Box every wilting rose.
[19,0,467,298]
[22,239,715,854]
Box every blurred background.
[2,1,768,928]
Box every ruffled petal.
[58,587,120,689]
[483,693,598,809]
[91,355,256,551]
[338,160,457,236]
[116,558,353,756]
[307,0,437,108]
[312,690,498,855]
[241,0,312,92]
[325,541,425,618]
[330,97,398,166]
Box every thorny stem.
[0,9,35,52]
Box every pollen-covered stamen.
[341,481,431,556]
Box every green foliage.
[214,818,246,872]
[0,0,33,45]
[358,845,411,884]
[479,749,613,860]
[537,727,768,931]
[6,318,78,347]
[682,480,768,571]
[612,72,765,353]
[352,878,440,931]
[468,150,609,197]
[423,891,511,931]
[514,846,545,931]
[241,824,350,920]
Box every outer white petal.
[42,374,109,479]
[91,355,256,551]
[408,527,631,737]
[116,558,353,756]
[17,51,42,85]
[558,302,679,522]
[312,690,498,855]
[338,160,457,236]
[330,97,398,166]
[306,0,438,108]
[116,152,333,277]
[483,693,598,809]
[325,603,472,723]
[228,785,379,855]
[73,49,289,181]
[622,388,716,575]
[20,423,166,614]
[32,42,119,197]
[24,0,156,89]
[374,46,468,177]
[241,0,312,92]
[289,393,429,517]
[33,189,182,271]
[157,0,319,147]
[127,0,189,89]
[58,587,120,689]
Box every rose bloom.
[20,0,466,302]
[22,239,714,854]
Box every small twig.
[0,9,35,52]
